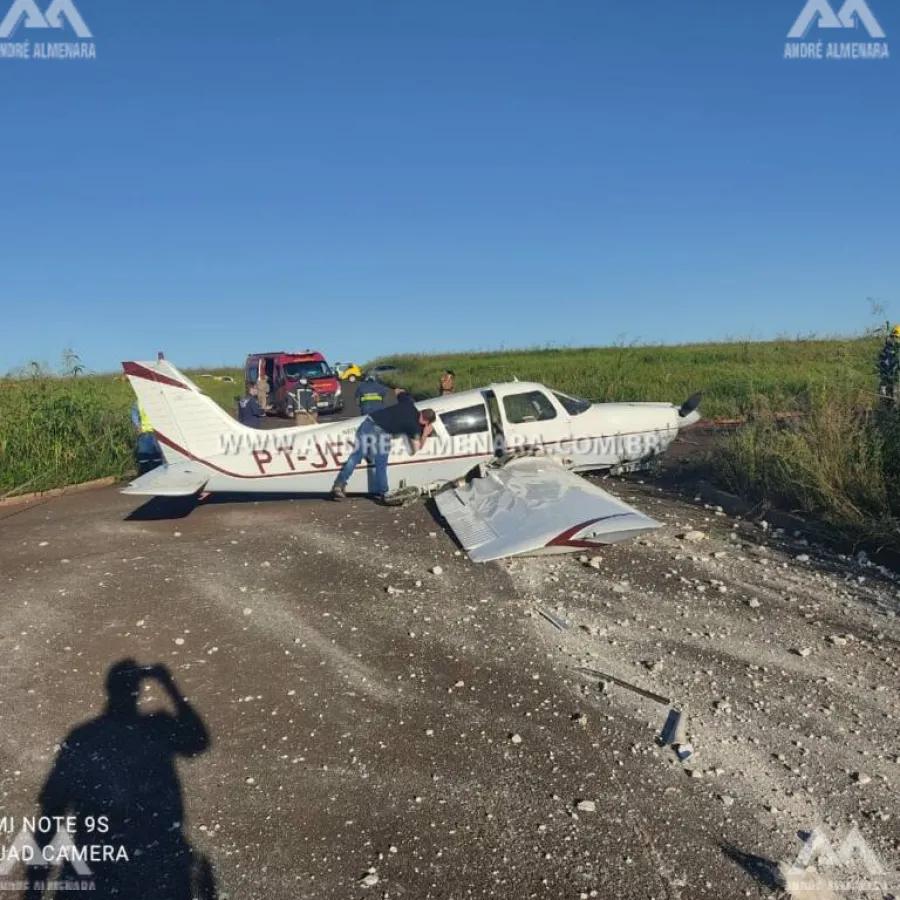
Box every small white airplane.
[122,359,701,562]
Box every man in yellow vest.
[131,403,164,474]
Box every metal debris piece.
[675,742,693,761]
[658,707,687,746]
[575,666,671,705]
[538,608,569,631]
[574,666,671,705]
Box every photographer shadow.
[24,660,216,900]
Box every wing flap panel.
[434,456,660,562]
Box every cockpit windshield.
[285,361,329,380]
[552,392,592,416]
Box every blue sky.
[1,0,897,374]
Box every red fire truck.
[244,350,344,416]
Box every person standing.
[237,382,264,428]
[131,402,164,474]
[331,392,436,504]
[256,370,270,412]
[877,326,900,404]
[293,378,319,425]
[355,375,391,415]
[439,370,456,395]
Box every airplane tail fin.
[123,360,243,462]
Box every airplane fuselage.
[148,380,694,496]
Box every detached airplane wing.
[434,455,661,563]
[121,463,210,497]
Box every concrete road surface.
[1,468,899,899]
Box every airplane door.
[493,386,572,456]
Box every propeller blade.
[678,391,702,418]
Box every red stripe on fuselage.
[153,425,672,481]
[154,431,491,479]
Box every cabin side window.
[439,404,489,436]
[502,391,558,424]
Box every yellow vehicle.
[334,362,362,382]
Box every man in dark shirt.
[332,391,436,504]
[355,376,391,415]
[237,383,264,428]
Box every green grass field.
[0,365,243,497]
[2,334,896,553]
[366,335,883,416]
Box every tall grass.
[712,387,900,549]
[0,366,135,495]
[0,362,245,496]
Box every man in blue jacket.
[355,375,391,415]
[237,383,264,428]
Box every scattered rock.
[510,733,522,745]
[430,566,443,575]
[827,635,849,647]
[747,598,761,609]
[575,800,596,812]
[360,870,379,888]
[792,647,812,658]
[679,531,706,543]
[852,772,872,786]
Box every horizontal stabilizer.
[121,464,209,497]
[435,455,660,563]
